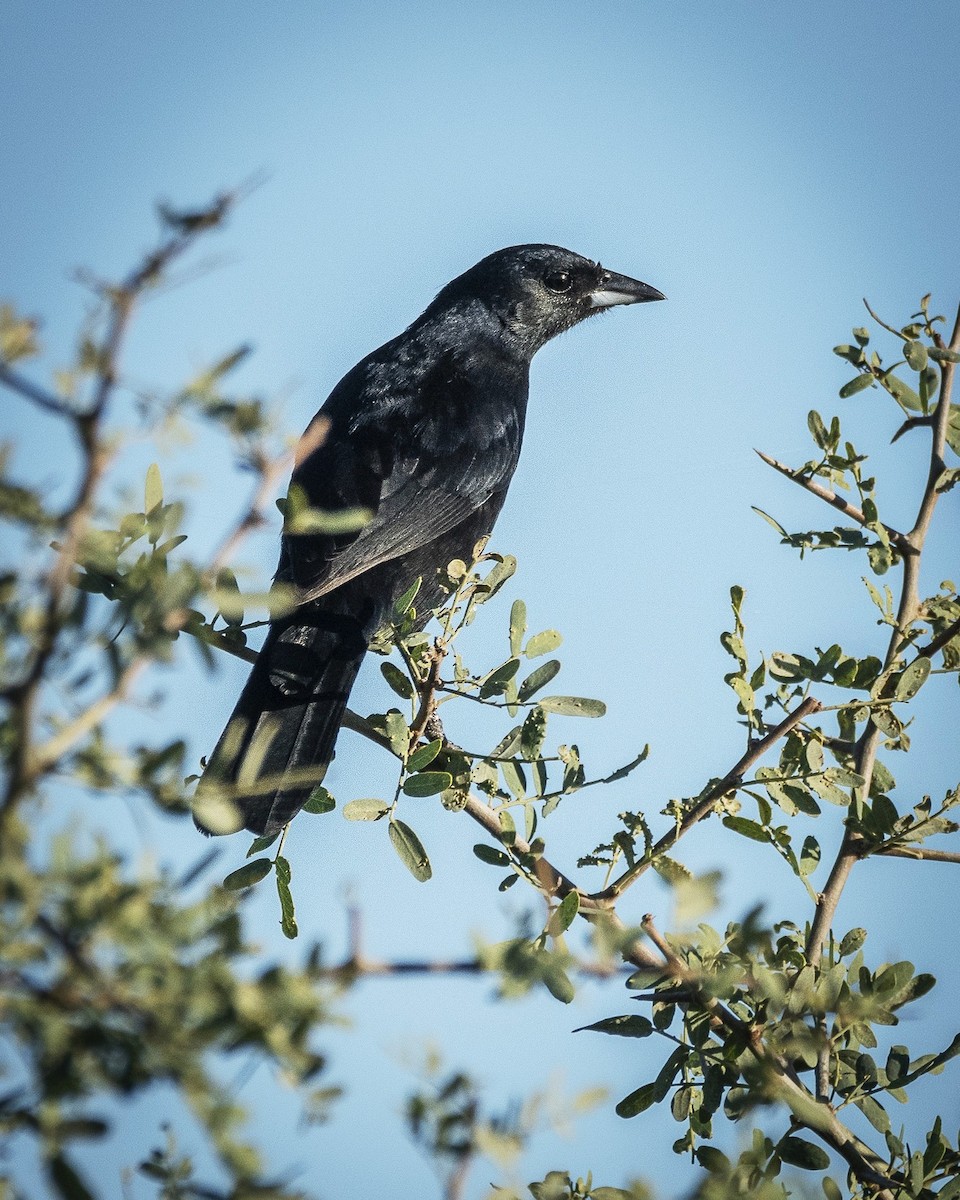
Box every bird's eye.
[543,269,573,293]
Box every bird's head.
[426,244,665,357]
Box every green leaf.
[807,409,829,449]
[549,890,580,934]
[809,773,850,806]
[778,1136,830,1171]
[500,759,526,799]
[407,739,442,773]
[839,927,867,956]
[275,855,298,939]
[303,785,336,814]
[509,598,527,657]
[822,1178,843,1200]
[525,629,563,658]
[616,1084,657,1118]
[799,835,820,877]
[539,695,606,718]
[144,463,163,514]
[839,373,874,398]
[389,819,432,881]
[542,964,574,1004]
[904,340,928,371]
[473,843,510,866]
[393,576,421,619]
[722,816,768,843]
[209,584,298,619]
[479,657,521,699]
[482,553,517,593]
[883,372,922,411]
[222,858,273,890]
[517,658,561,702]
[895,656,931,701]
[402,771,453,797]
[246,832,279,857]
[520,704,547,760]
[575,1014,653,1038]
[855,1094,890,1133]
[696,1147,731,1175]
[529,1174,574,1200]
[342,798,390,821]
[380,661,414,699]
[753,506,789,537]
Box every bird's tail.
[197,603,370,837]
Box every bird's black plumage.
[200,245,664,836]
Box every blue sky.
[3,3,960,1197]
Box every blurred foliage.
[1,195,958,1200]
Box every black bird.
[200,245,664,836]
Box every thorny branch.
[756,300,960,1118]
[752,449,911,553]
[1,188,241,822]
[592,696,823,904]
[805,300,960,971]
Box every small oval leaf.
[407,739,442,773]
[575,1014,653,1039]
[895,655,930,701]
[343,798,390,821]
[381,661,414,699]
[778,1136,830,1171]
[389,819,432,882]
[616,1083,657,1118]
[904,340,928,372]
[222,858,273,890]
[517,658,561,702]
[402,771,453,797]
[525,629,563,658]
[539,695,606,718]
[303,785,336,814]
[473,843,511,866]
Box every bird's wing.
[295,473,492,601]
[284,410,515,601]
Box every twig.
[207,449,293,575]
[875,845,960,865]
[408,641,445,749]
[31,658,150,772]
[592,696,823,903]
[862,298,907,341]
[918,612,960,660]
[329,901,632,983]
[754,450,911,553]
[0,362,71,416]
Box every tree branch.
[591,696,823,903]
[806,300,960,971]
[875,844,960,864]
[754,449,911,553]
[1,191,238,823]
[918,612,960,660]
[0,362,72,416]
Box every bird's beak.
[589,269,666,309]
